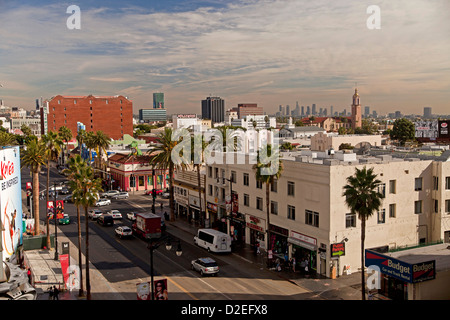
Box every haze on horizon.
[0,0,449,116]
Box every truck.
[132,212,162,240]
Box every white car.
[115,226,133,238]
[88,209,103,219]
[111,192,129,199]
[191,257,219,276]
[161,192,170,199]
[127,212,137,221]
[101,190,120,198]
[95,198,111,207]
[107,209,123,219]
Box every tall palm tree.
[91,130,111,171]
[20,139,46,235]
[343,166,383,300]
[191,134,208,226]
[84,131,96,166]
[63,155,88,297]
[76,129,86,157]
[0,131,18,146]
[253,144,283,255]
[42,132,63,248]
[58,126,73,166]
[76,164,103,300]
[149,128,187,222]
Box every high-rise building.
[286,105,290,116]
[139,109,167,122]
[364,106,370,117]
[301,106,305,117]
[306,106,310,116]
[330,106,334,117]
[423,107,432,119]
[237,103,263,119]
[312,104,317,115]
[153,93,164,109]
[202,96,225,123]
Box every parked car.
[97,214,114,226]
[107,209,123,219]
[191,257,219,277]
[59,187,70,195]
[101,190,120,198]
[115,226,133,238]
[95,198,111,207]
[127,212,137,221]
[88,209,103,220]
[161,192,170,199]
[145,189,163,195]
[111,192,129,199]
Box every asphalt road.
[21,165,313,300]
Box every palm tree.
[0,131,18,146]
[343,166,383,300]
[191,134,208,226]
[76,129,86,157]
[253,144,283,255]
[84,131,96,165]
[42,132,63,248]
[63,155,88,297]
[149,128,187,222]
[76,164,103,300]
[58,126,73,165]
[91,130,111,171]
[20,139,46,235]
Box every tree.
[84,131,96,165]
[0,131,18,146]
[191,134,208,226]
[91,131,111,170]
[342,167,383,300]
[76,129,86,157]
[253,145,283,257]
[63,155,87,297]
[390,118,415,145]
[58,126,73,165]
[20,139,46,235]
[42,132,63,248]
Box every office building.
[139,108,167,122]
[237,103,263,119]
[424,107,433,119]
[201,96,225,123]
[153,93,164,109]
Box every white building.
[231,115,276,130]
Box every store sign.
[331,243,345,257]
[290,231,316,246]
[207,202,217,213]
[365,250,436,284]
[246,215,265,233]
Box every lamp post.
[151,168,156,214]
[53,182,59,260]
[148,236,182,300]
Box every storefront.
[174,186,189,220]
[188,195,203,224]
[207,202,221,231]
[288,231,317,274]
[268,224,289,261]
[246,215,266,252]
[228,212,246,246]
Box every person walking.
[53,286,59,300]
[48,286,54,300]
[291,257,296,273]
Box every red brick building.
[237,103,264,119]
[43,94,133,140]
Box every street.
[21,166,315,300]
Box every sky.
[0,0,449,116]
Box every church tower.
[351,87,362,130]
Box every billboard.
[414,120,438,139]
[438,120,450,139]
[1,146,23,261]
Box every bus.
[194,229,232,253]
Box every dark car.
[97,214,114,226]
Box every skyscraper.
[312,104,317,115]
[202,96,225,123]
[153,93,164,109]
[423,107,432,119]
[364,106,370,117]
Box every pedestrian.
[291,257,296,272]
[27,268,32,283]
[300,258,306,274]
[48,286,54,300]
[53,286,59,300]
[256,242,260,254]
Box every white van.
[194,229,232,253]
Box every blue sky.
[0,0,449,115]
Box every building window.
[243,173,249,186]
[231,171,236,183]
[287,181,295,196]
[434,199,439,213]
[446,177,450,190]
[433,176,439,190]
[389,204,396,218]
[414,200,422,214]
[445,200,450,213]
[74,100,77,104]
[256,180,262,189]
[90,100,92,104]
[305,210,319,227]
[214,167,218,179]
[389,180,396,194]
[106,100,108,104]
[346,213,356,228]
[208,184,212,196]
[288,205,296,220]
[256,197,263,210]
[415,178,423,191]
[377,183,386,198]
[271,201,278,215]
[58,100,60,104]
[271,180,277,193]
[244,194,249,207]
[208,167,212,178]
[377,209,385,224]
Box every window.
[208,185,212,196]
[106,99,108,104]
[415,178,423,191]
[288,181,295,196]
[271,201,278,215]
[221,188,225,200]
[414,200,422,214]
[389,204,396,218]
[256,180,262,189]
[208,167,212,178]
[434,199,438,213]
[433,176,439,190]
[389,180,396,194]
[231,171,236,183]
[377,209,385,224]
[271,179,277,193]
[244,194,249,207]
[243,173,249,186]
[445,200,450,213]
[305,210,319,227]
[346,213,356,228]
[377,183,386,198]
[288,205,296,220]
[446,177,450,190]
[256,197,263,210]
[214,167,218,179]
[74,100,77,104]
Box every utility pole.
[53,182,59,260]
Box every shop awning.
[288,237,317,251]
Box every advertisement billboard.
[438,120,450,139]
[1,146,23,261]
[414,120,438,139]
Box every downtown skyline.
[0,0,449,116]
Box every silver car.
[88,209,103,220]
[111,192,129,199]
[191,257,219,276]
[95,198,111,206]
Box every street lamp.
[147,236,182,300]
[53,182,59,260]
